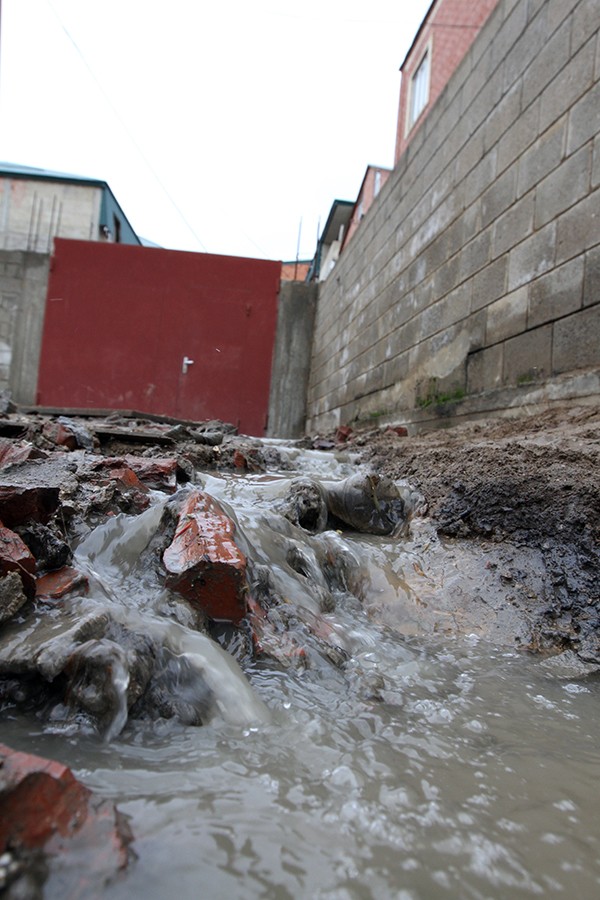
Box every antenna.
[294,217,302,280]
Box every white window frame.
[405,39,432,135]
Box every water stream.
[2,447,600,898]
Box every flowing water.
[2,447,600,898]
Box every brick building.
[342,166,392,251]
[395,0,500,163]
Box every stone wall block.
[503,323,553,385]
[486,286,529,344]
[553,304,600,372]
[528,256,584,328]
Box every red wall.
[37,239,281,436]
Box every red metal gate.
[37,239,281,435]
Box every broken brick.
[0,439,45,469]
[122,455,178,493]
[0,743,131,875]
[90,457,149,492]
[35,566,89,601]
[335,425,353,443]
[233,450,247,469]
[42,421,79,450]
[0,485,60,527]
[0,525,36,597]
[163,489,247,623]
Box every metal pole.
[294,217,302,281]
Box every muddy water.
[4,448,600,898]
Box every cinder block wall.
[0,251,50,404]
[307,0,600,433]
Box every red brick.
[35,566,89,600]
[0,524,36,596]
[0,485,60,527]
[0,743,130,873]
[0,439,44,469]
[163,489,247,623]
[335,425,353,443]
[90,457,148,493]
[123,455,178,493]
[42,421,78,450]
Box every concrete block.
[567,80,600,156]
[508,221,556,290]
[481,165,518,228]
[486,286,528,343]
[419,286,471,341]
[470,256,508,311]
[497,98,540,174]
[492,191,535,258]
[593,135,600,189]
[529,256,584,328]
[464,149,497,208]
[546,0,582,34]
[503,323,553,385]
[539,38,596,133]
[454,128,485,185]
[555,188,600,264]
[520,14,571,111]
[527,0,547,24]
[490,0,528,74]
[571,0,600,57]
[429,255,458,303]
[459,230,492,283]
[483,81,521,153]
[583,245,600,308]
[535,142,592,228]
[467,344,504,394]
[502,4,550,92]
[382,351,409,387]
[553,304,600,372]
[517,116,566,197]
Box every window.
[374,171,382,198]
[409,48,430,127]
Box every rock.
[16,522,72,572]
[0,571,28,624]
[0,743,131,893]
[279,478,328,533]
[324,472,406,535]
[0,390,17,415]
[35,566,88,601]
[0,525,36,597]
[163,489,248,623]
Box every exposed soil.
[351,404,600,660]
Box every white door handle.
[182,356,195,374]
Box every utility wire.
[45,0,208,252]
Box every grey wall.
[307,0,600,433]
[268,281,318,438]
[0,251,50,405]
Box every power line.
[45,0,208,252]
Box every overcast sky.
[1,0,431,261]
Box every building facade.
[394,0,500,163]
